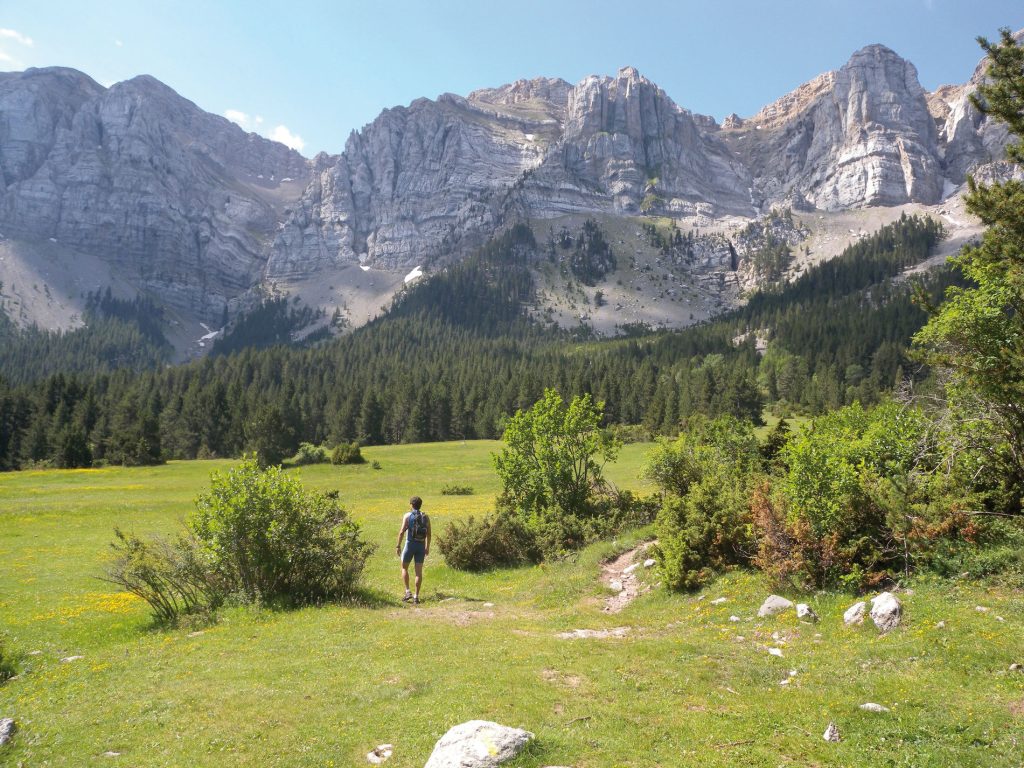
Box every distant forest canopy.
[0,214,949,470]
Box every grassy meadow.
[0,441,1022,766]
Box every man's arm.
[396,513,409,555]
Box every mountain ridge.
[0,41,1014,349]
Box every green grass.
[1,441,1022,766]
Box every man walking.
[396,496,431,604]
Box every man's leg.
[414,561,424,599]
[401,560,411,597]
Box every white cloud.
[224,108,252,128]
[225,109,304,153]
[115,39,123,48]
[269,125,305,152]
[0,29,33,47]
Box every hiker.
[396,495,431,604]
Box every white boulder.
[0,718,15,747]
[424,721,533,768]
[757,595,794,617]
[869,592,902,633]
[843,601,866,626]
[796,603,819,622]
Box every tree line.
[0,214,947,470]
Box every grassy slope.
[0,442,1021,767]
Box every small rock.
[609,579,623,592]
[1009,663,1022,672]
[0,718,15,747]
[995,616,1005,622]
[823,721,841,742]
[643,558,656,568]
[869,592,902,633]
[60,655,85,663]
[729,615,740,622]
[859,703,890,713]
[779,678,790,686]
[844,601,866,626]
[482,603,494,608]
[366,744,393,764]
[622,563,640,574]
[758,595,794,617]
[768,647,784,658]
[103,752,121,758]
[710,597,728,605]
[27,650,42,656]
[423,721,533,768]
[935,621,945,629]
[975,605,990,613]
[796,603,819,622]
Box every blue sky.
[2,1,1022,156]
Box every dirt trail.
[600,541,657,613]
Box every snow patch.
[404,265,423,284]
[359,265,371,272]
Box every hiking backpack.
[409,510,428,542]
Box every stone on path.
[643,558,656,568]
[557,627,631,640]
[796,603,819,622]
[609,579,623,592]
[869,592,902,633]
[844,602,866,626]
[859,703,890,713]
[0,718,15,747]
[823,721,841,742]
[622,563,641,575]
[423,721,533,768]
[758,595,793,617]
[366,744,393,764]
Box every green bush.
[330,442,365,465]
[105,529,219,624]
[645,416,762,590]
[440,483,473,495]
[767,401,935,588]
[293,442,329,465]
[438,512,541,571]
[191,457,374,603]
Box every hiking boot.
[402,592,413,602]
[413,596,420,605]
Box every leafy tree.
[914,28,1024,511]
[494,389,619,518]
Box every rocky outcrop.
[0,67,309,321]
[724,45,944,210]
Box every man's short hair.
[410,496,422,509]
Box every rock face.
[723,45,944,210]
[0,67,309,322]
[0,40,1013,331]
[423,721,533,768]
